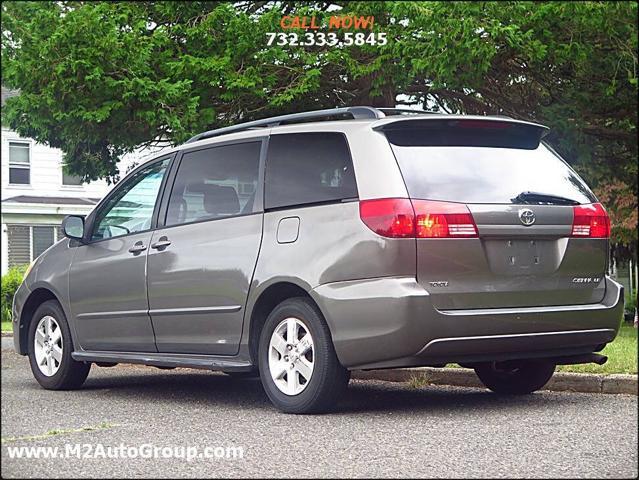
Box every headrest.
[201,184,240,216]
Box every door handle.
[151,237,171,250]
[128,242,147,254]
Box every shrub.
[1,265,27,323]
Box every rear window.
[265,133,358,210]
[390,142,596,205]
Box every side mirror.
[62,215,85,241]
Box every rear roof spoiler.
[373,115,550,150]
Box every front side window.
[9,141,30,185]
[92,158,169,240]
[265,133,358,210]
[165,142,261,227]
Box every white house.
[1,86,157,273]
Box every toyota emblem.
[518,208,536,226]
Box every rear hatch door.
[382,118,608,310]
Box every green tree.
[2,1,636,248]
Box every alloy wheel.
[268,317,314,396]
[33,315,63,377]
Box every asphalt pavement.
[1,346,637,478]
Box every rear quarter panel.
[241,124,415,351]
[243,201,416,352]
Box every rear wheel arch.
[248,281,330,365]
[19,288,63,354]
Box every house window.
[8,141,30,185]
[62,167,83,186]
[6,224,60,266]
[32,226,55,258]
[6,225,30,266]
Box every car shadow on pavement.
[66,366,585,415]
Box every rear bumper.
[312,276,624,369]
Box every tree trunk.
[353,74,396,107]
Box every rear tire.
[474,359,555,395]
[27,300,90,390]
[258,297,349,414]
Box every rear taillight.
[412,200,478,238]
[359,198,415,238]
[359,198,478,238]
[571,203,610,238]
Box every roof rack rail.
[186,106,385,144]
[377,108,432,116]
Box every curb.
[353,367,638,395]
[1,332,13,338]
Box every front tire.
[474,359,555,395]
[258,297,349,414]
[28,300,90,390]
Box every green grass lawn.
[557,323,637,375]
[1,321,12,333]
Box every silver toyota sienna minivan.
[12,107,624,413]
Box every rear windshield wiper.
[512,191,580,206]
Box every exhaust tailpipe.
[552,353,608,366]
[589,353,608,365]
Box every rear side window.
[165,142,261,227]
[390,142,596,205]
[265,133,357,210]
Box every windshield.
[390,142,596,204]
